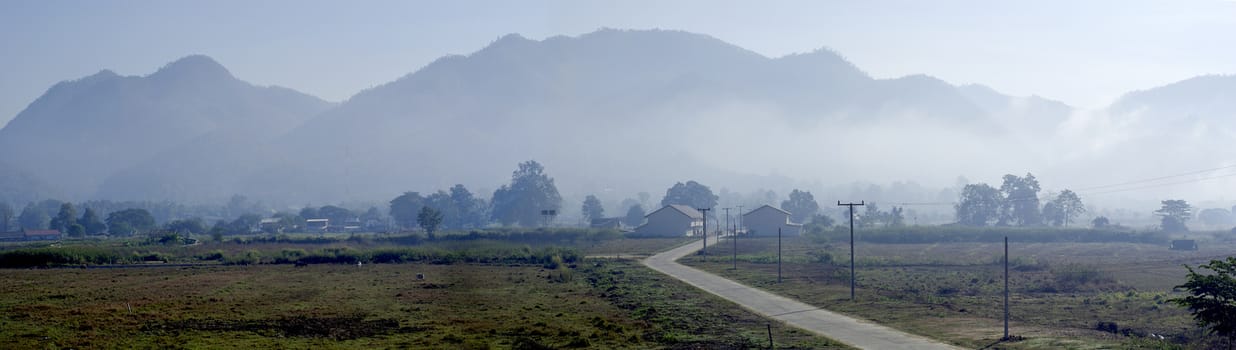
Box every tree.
[66,224,85,238]
[660,180,718,210]
[781,189,820,224]
[0,202,13,231]
[858,203,885,228]
[888,206,906,227]
[810,214,835,227]
[449,184,486,229]
[1172,257,1236,349]
[389,192,426,229]
[318,205,354,226]
[1156,199,1193,232]
[227,214,262,234]
[582,195,605,222]
[49,202,77,232]
[623,205,646,227]
[998,173,1042,226]
[18,202,49,230]
[299,206,320,220]
[1043,190,1085,227]
[1091,216,1110,228]
[956,183,1001,226]
[1199,208,1234,227]
[418,206,443,239]
[79,208,106,235]
[490,161,562,227]
[166,217,208,234]
[105,208,155,236]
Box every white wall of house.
[633,206,702,237]
[742,205,802,236]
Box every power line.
[1080,172,1236,196]
[1073,164,1236,191]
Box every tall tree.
[999,173,1042,226]
[623,205,646,227]
[389,192,425,229]
[581,195,605,222]
[1156,199,1193,232]
[888,206,906,227]
[1043,190,1085,227]
[105,208,155,236]
[17,202,49,230]
[0,202,13,232]
[490,160,562,227]
[1199,208,1234,227]
[79,208,106,235]
[1172,257,1236,349]
[780,189,820,224]
[418,206,443,239]
[660,180,718,210]
[299,206,320,220]
[228,214,262,233]
[49,202,77,232]
[449,184,486,229]
[956,183,1001,226]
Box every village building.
[741,205,802,237]
[633,205,703,237]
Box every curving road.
[643,238,963,350]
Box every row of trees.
[0,200,157,237]
[955,173,1085,227]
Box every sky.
[3,0,1236,128]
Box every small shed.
[1170,239,1198,251]
[590,217,622,230]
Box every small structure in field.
[632,205,704,237]
[22,229,62,241]
[416,273,425,280]
[741,205,802,237]
[1170,239,1198,251]
[589,217,623,230]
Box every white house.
[633,204,704,237]
[742,205,802,237]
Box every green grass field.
[680,235,1226,349]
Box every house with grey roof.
[633,204,703,237]
[742,205,802,236]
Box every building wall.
[634,212,699,237]
[744,208,802,236]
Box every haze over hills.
[0,29,1232,211]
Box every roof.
[305,219,329,223]
[743,205,791,217]
[645,204,704,220]
[259,218,281,224]
[23,229,62,236]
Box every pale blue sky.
[3,0,1236,127]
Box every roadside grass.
[0,253,847,348]
[679,236,1210,349]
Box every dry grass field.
[680,235,1229,349]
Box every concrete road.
[643,238,963,350]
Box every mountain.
[0,55,332,201]
[234,29,1060,204]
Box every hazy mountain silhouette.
[22,29,1233,206]
[0,55,331,201]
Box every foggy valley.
[4,2,1236,349]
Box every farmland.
[679,233,1233,349]
[0,233,844,349]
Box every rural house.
[633,205,703,237]
[742,205,802,237]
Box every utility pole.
[723,207,733,269]
[732,221,737,270]
[838,201,865,301]
[697,207,711,257]
[777,227,783,283]
[737,205,744,235]
[1004,236,1009,340]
